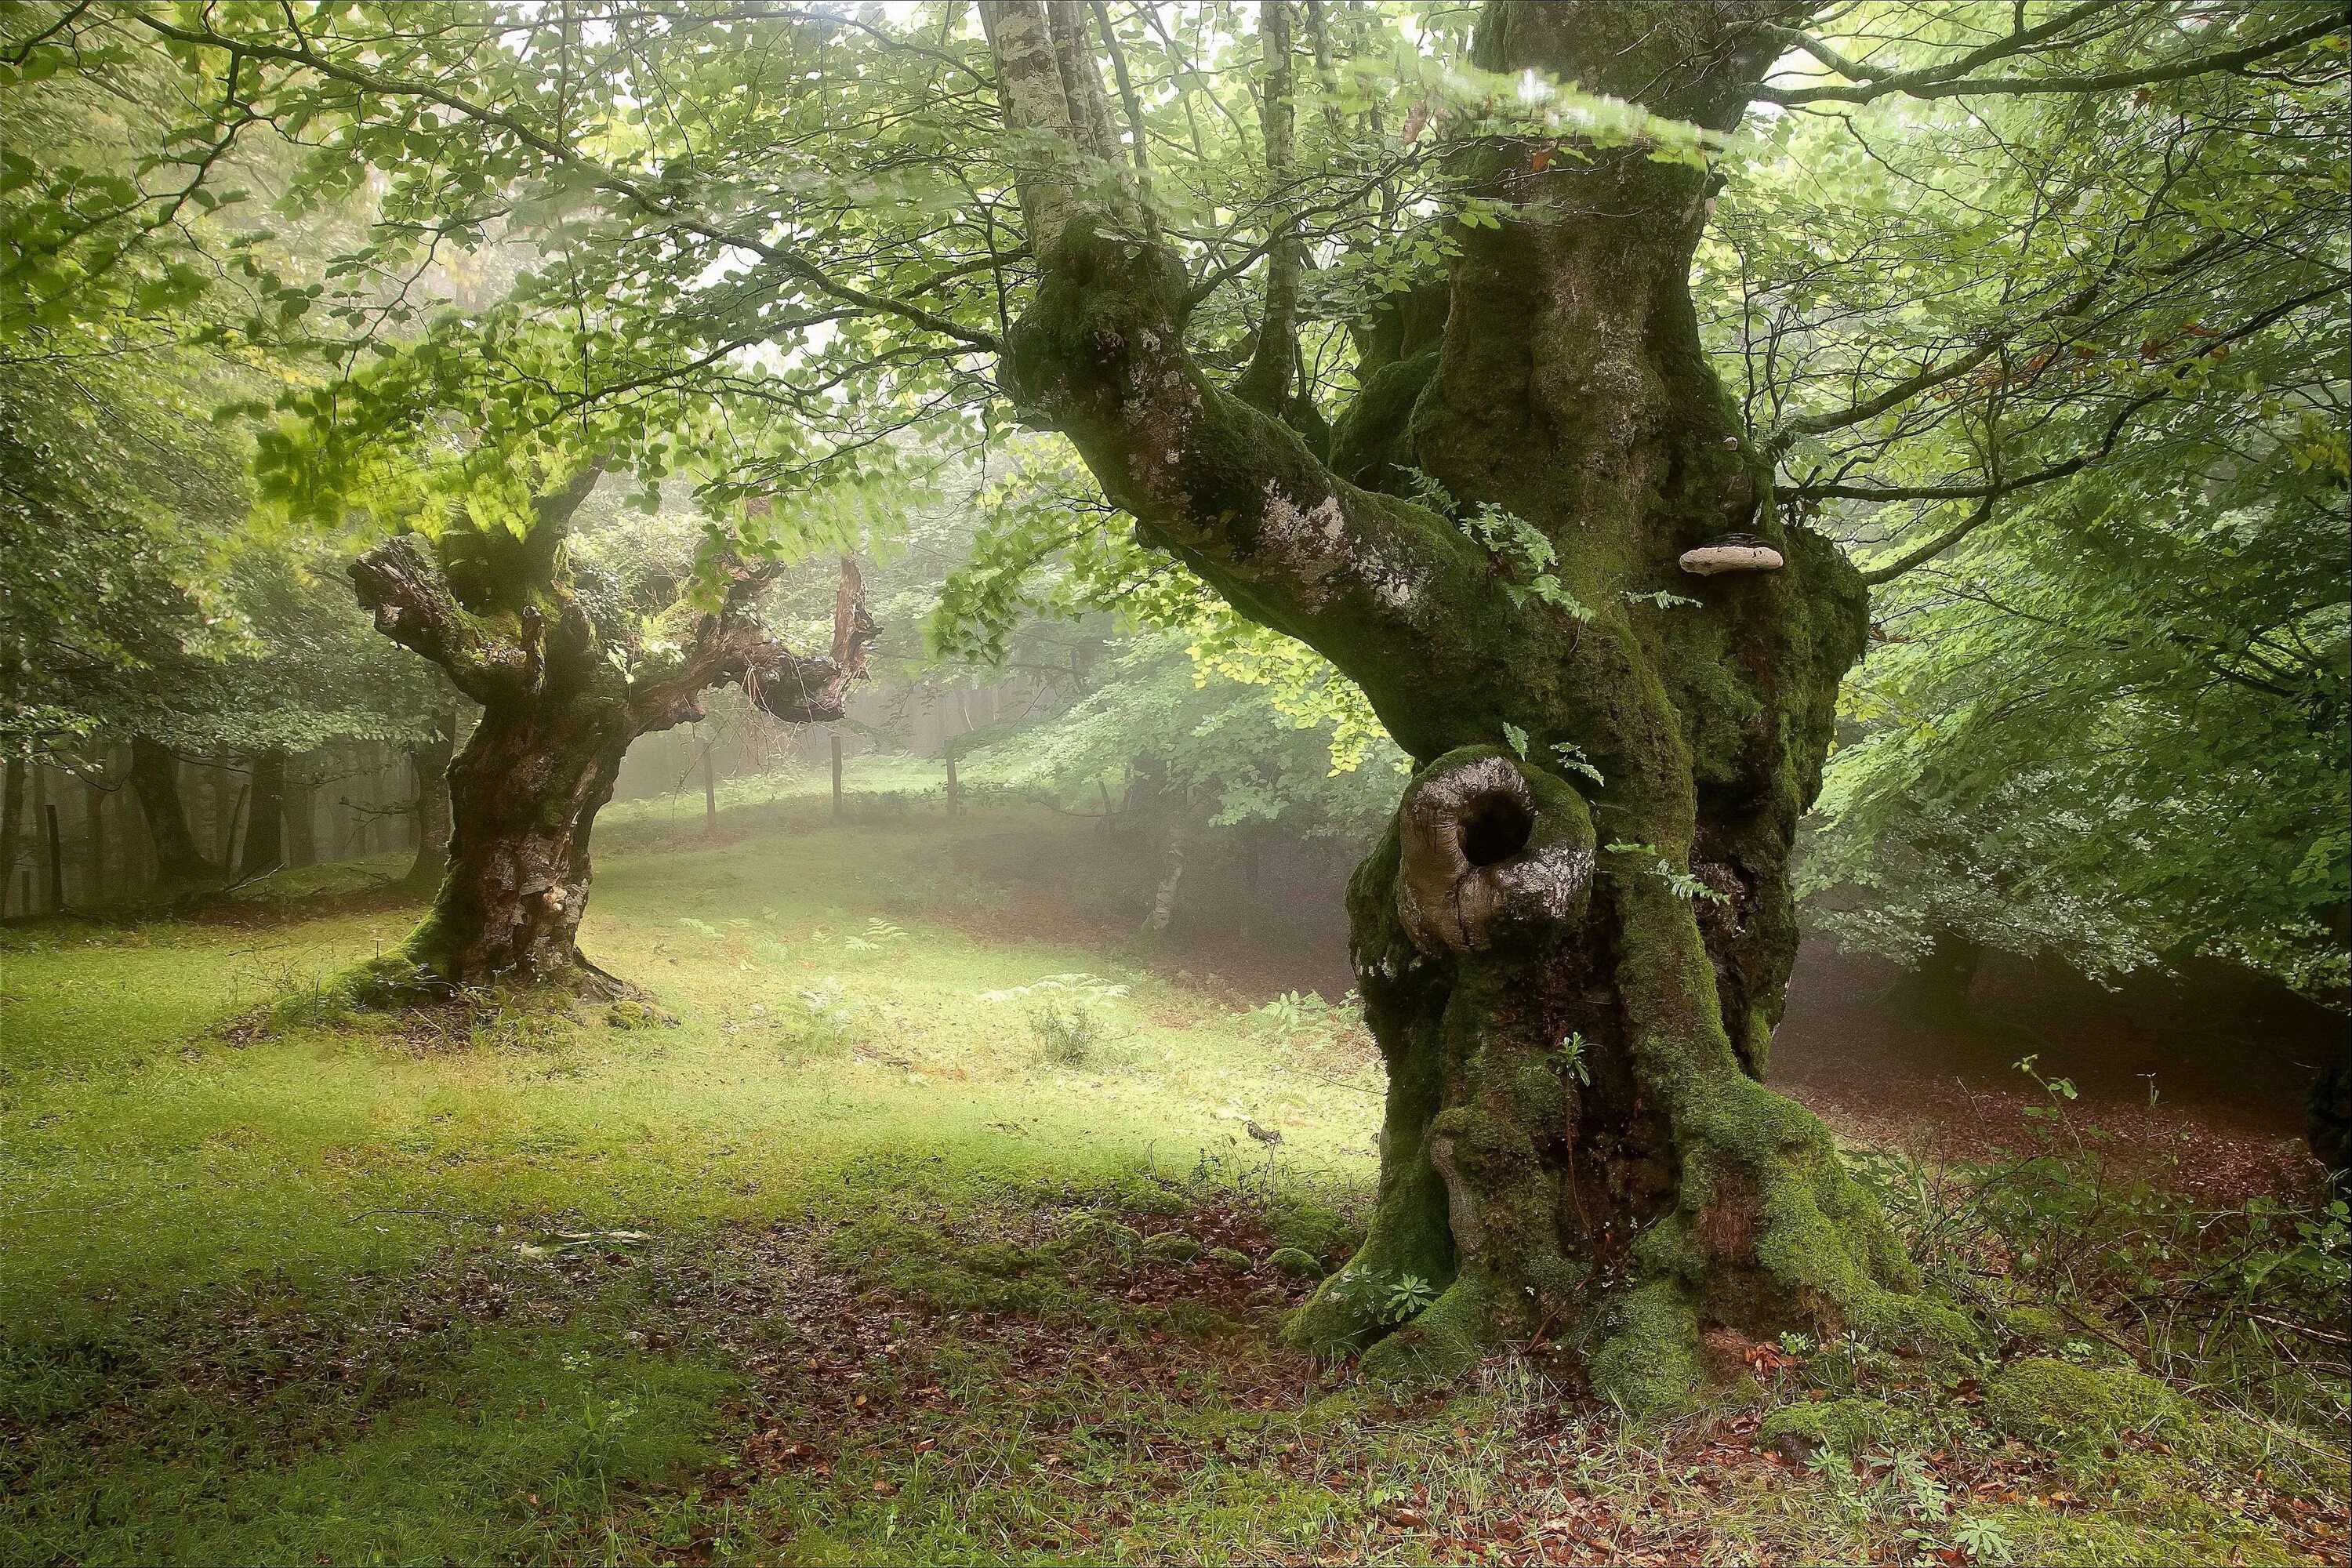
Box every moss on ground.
[1757,1395,1904,1456]
[1986,1357,2188,1451]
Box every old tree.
[346,474,875,998]
[971,0,2343,1402]
[978,0,1900,1403]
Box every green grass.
[2,778,2344,1566]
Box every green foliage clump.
[1140,1232,1203,1265]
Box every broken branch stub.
[1395,750,1596,954]
[746,554,879,724]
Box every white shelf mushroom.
[1678,534,1784,575]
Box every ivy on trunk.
[982,0,1972,1408]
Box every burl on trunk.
[983,0,1971,1406]
[349,467,873,1000]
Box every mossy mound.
[1265,1246,1325,1280]
[337,949,641,1018]
[1207,1247,1254,1275]
[1986,1358,2187,1452]
[1758,1396,1905,1457]
[1995,1304,2129,1364]
[1139,1232,1201,1264]
[962,1241,1040,1279]
[1054,1216,1143,1261]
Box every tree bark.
[285,760,318,869]
[210,750,234,864]
[85,778,106,903]
[399,703,457,895]
[42,800,64,913]
[702,732,719,835]
[984,0,1953,1407]
[129,736,215,888]
[240,750,289,880]
[0,753,22,917]
[1142,818,1185,934]
[349,484,873,1000]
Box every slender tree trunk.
[984,0,1951,1407]
[223,785,250,876]
[210,750,234,864]
[85,779,106,904]
[946,689,971,816]
[702,734,719,834]
[129,737,216,887]
[1885,929,1984,1021]
[42,800,64,913]
[400,706,457,895]
[1141,818,1185,934]
[240,750,288,879]
[0,753,23,918]
[830,731,845,819]
[285,760,318,869]
[31,764,50,912]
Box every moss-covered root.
[1357,1275,1496,1385]
[1279,1152,1454,1359]
[337,946,637,1016]
[1588,1077,1981,1413]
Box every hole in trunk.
[1457,792,1533,867]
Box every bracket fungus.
[1679,533,1785,575]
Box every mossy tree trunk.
[349,472,874,999]
[985,0,1961,1406]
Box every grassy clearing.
[2,777,2344,1566]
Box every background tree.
[340,454,878,998]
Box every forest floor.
[2,771,2346,1566]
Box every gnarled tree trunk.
[349,471,874,1000]
[984,0,1961,1407]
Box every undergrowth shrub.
[1848,1056,2350,1439]
[978,973,1130,1067]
